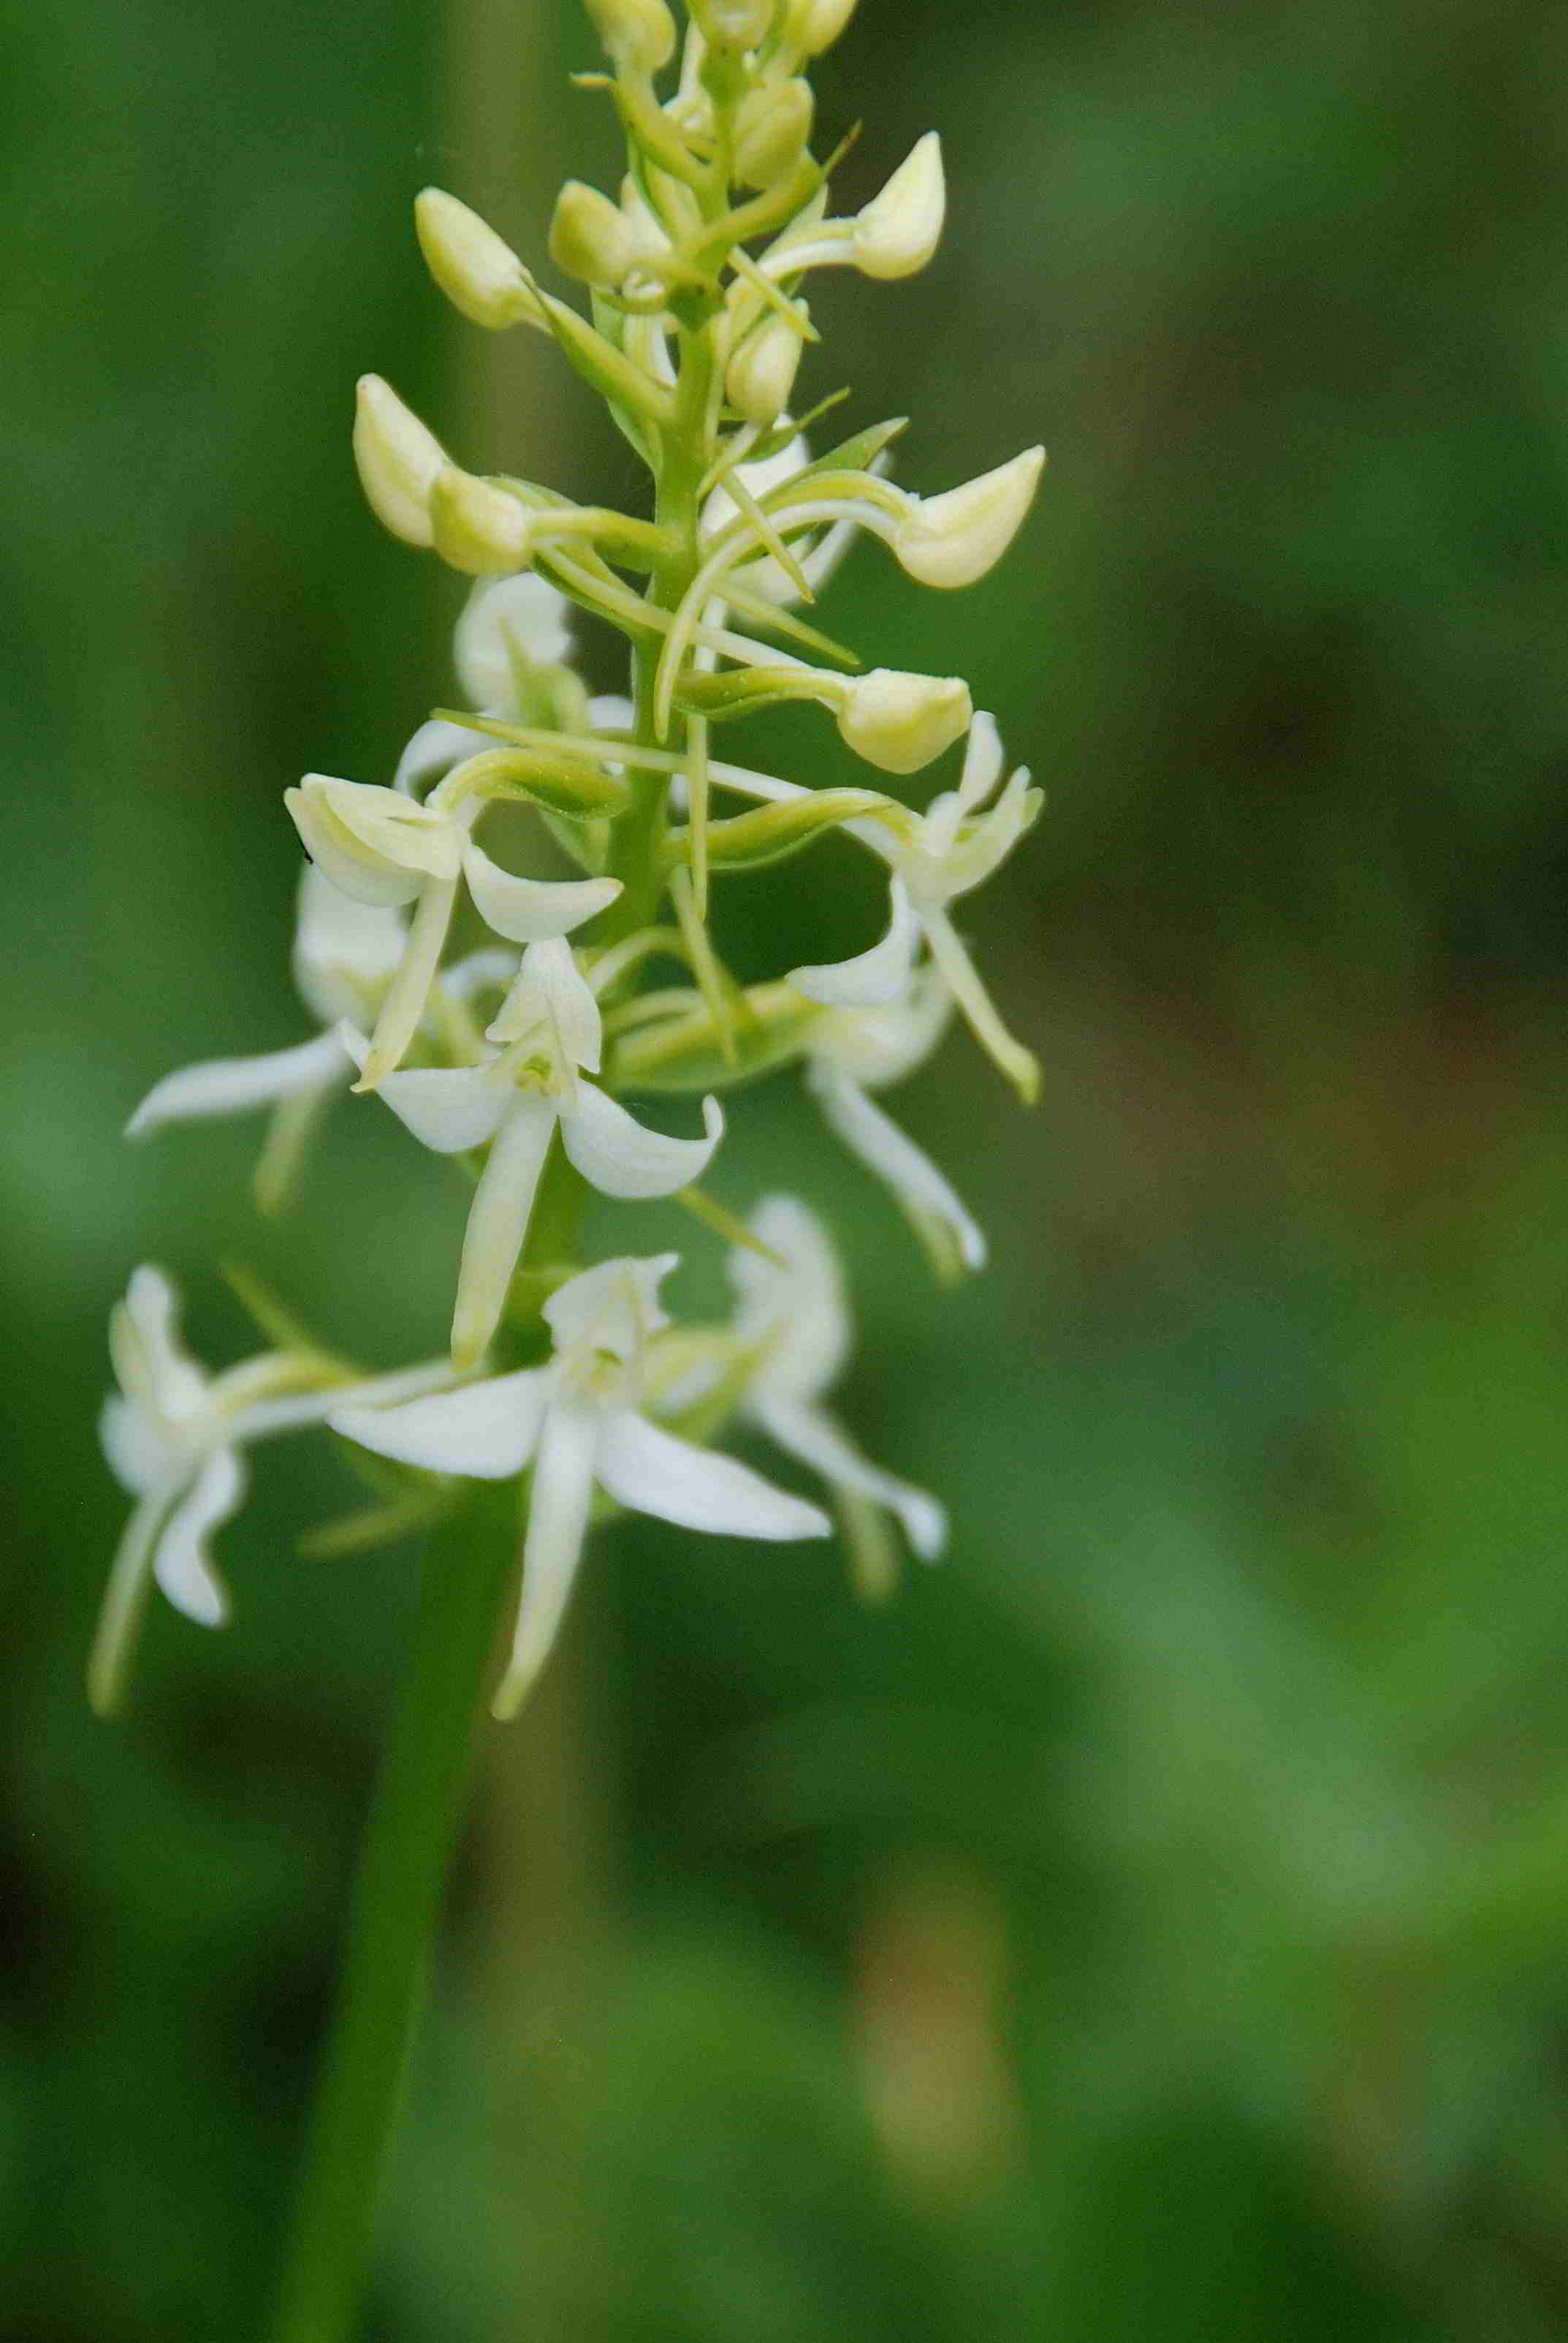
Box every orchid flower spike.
[286,767,620,1090]
[790,712,1043,1101]
[332,1254,829,1718]
[804,964,986,1277]
[125,868,404,1209]
[727,1196,946,1566]
[342,939,723,1367]
[91,1267,454,1717]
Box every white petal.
[920,907,1040,1106]
[808,1063,986,1273]
[728,1194,850,1402]
[340,1033,509,1153]
[597,1409,831,1541]
[541,1254,678,1362]
[788,878,921,1009]
[99,1393,172,1496]
[587,691,635,734]
[126,1032,349,1139]
[492,1402,601,1719]
[153,1447,245,1627]
[451,1099,559,1368]
[332,1369,550,1478]
[293,863,408,1002]
[956,710,1005,810]
[461,837,621,943]
[355,873,460,1090]
[456,572,576,709]
[560,1086,723,1200]
[939,771,1040,901]
[392,718,487,799]
[113,1266,208,1425]
[755,1397,947,1560]
[807,968,951,1090]
[493,936,603,1071]
[286,774,460,903]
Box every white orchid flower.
[124,868,408,1208]
[343,938,723,1367]
[332,1253,829,1718]
[394,572,579,798]
[803,965,986,1277]
[92,1266,454,1717]
[286,764,620,1092]
[727,1196,946,1561]
[788,712,1041,1101]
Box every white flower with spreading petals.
[726,1196,946,1560]
[332,1254,829,1717]
[286,766,620,1091]
[788,711,1041,1101]
[91,1266,454,1717]
[343,939,723,1367]
[803,966,986,1277]
[124,868,406,1207]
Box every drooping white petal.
[596,1409,831,1541]
[126,1032,350,1140]
[807,1063,987,1274]
[920,907,1041,1106]
[337,1030,509,1153]
[956,710,1005,812]
[392,717,487,799]
[789,878,921,1009]
[728,1194,851,1403]
[460,836,621,943]
[492,1401,601,1720]
[541,1253,678,1362]
[355,873,460,1090]
[560,1086,723,1199]
[152,1446,245,1627]
[456,572,576,710]
[88,1488,170,1717]
[753,1396,947,1560]
[332,1369,550,1479]
[451,1097,560,1368]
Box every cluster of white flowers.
[95,0,1041,1719]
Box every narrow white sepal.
[596,1410,831,1541]
[560,1088,723,1199]
[152,1447,245,1627]
[789,879,921,1009]
[332,1370,549,1479]
[460,838,621,943]
[493,1402,601,1720]
[755,1397,947,1559]
[807,1062,986,1272]
[126,1032,349,1139]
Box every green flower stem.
[266,1478,519,2343]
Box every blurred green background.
[9,0,1568,2333]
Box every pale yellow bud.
[697,0,776,47]
[838,669,973,775]
[854,132,945,280]
[726,309,806,427]
[894,447,1045,589]
[583,0,677,71]
[783,0,856,52]
[414,189,541,330]
[352,375,448,547]
[733,78,815,190]
[429,467,535,577]
[549,180,636,289]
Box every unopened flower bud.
[838,669,973,775]
[854,132,945,280]
[429,467,535,577]
[414,189,541,330]
[733,78,814,190]
[584,0,677,72]
[783,0,856,52]
[549,180,636,289]
[894,446,1045,589]
[696,0,775,48]
[352,376,448,547]
[727,309,807,427]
